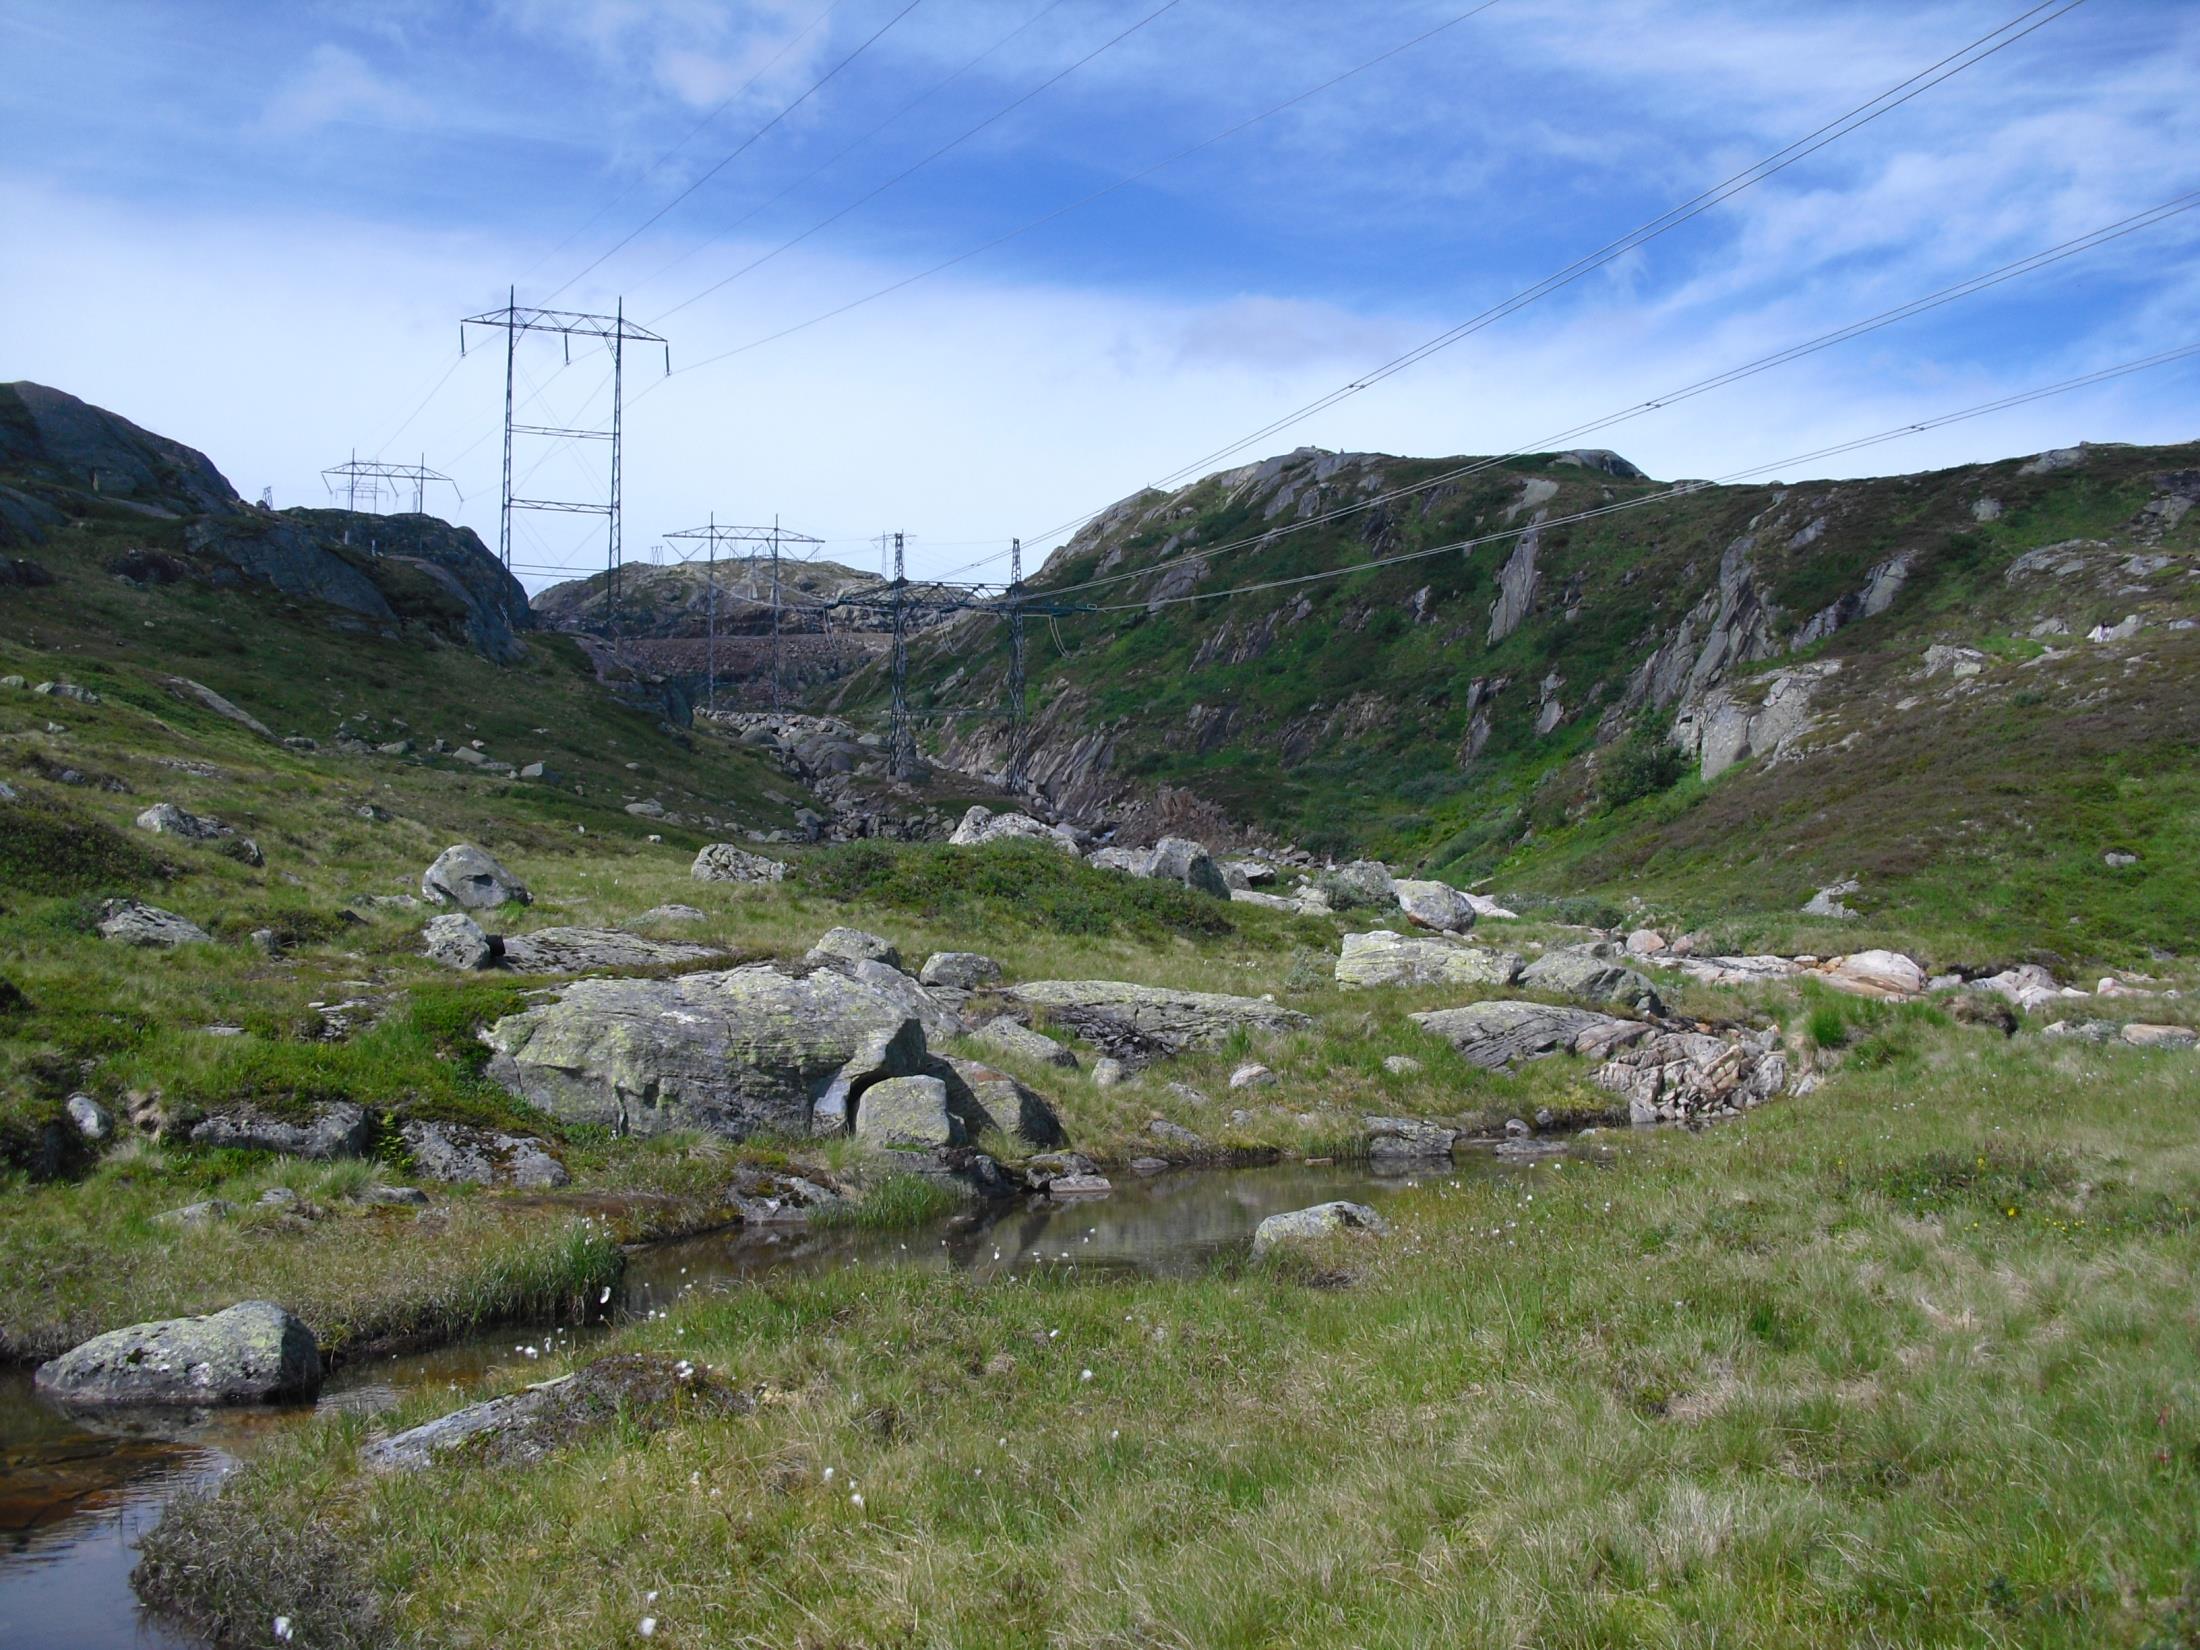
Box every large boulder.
[939,1057,1068,1150]
[1410,1000,1650,1069]
[1321,860,1396,908]
[691,843,788,883]
[1593,1030,1789,1124]
[399,1122,568,1188]
[1813,950,1926,999]
[188,1102,370,1160]
[842,957,967,1042]
[1250,1201,1388,1259]
[422,912,501,971]
[421,844,529,910]
[482,965,926,1139]
[1392,879,1477,934]
[1003,980,1310,1065]
[1086,837,1230,898]
[1518,947,1665,1012]
[498,926,725,974]
[1363,1115,1455,1162]
[805,926,902,973]
[854,1075,961,1149]
[948,805,1079,853]
[919,951,1001,990]
[34,1301,321,1407]
[97,899,210,948]
[1336,931,1523,989]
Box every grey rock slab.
[421,844,529,910]
[1410,1000,1647,1070]
[97,899,211,949]
[35,1301,321,1407]
[1518,948,1665,1012]
[1004,980,1309,1064]
[691,843,787,883]
[843,958,967,1043]
[1810,950,1926,1000]
[1146,1116,1205,1153]
[399,1122,568,1188]
[1251,1201,1388,1258]
[363,1379,567,1472]
[1335,931,1524,989]
[1229,1062,1277,1090]
[854,1075,961,1149]
[974,1015,1079,1069]
[1363,1115,1455,1160]
[153,1199,235,1228]
[190,1102,370,1160]
[939,1056,1067,1150]
[498,926,725,975]
[482,965,926,1140]
[631,904,708,924]
[1048,1173,1113,1197]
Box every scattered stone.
[1334,931,1524,989]
[1251,1201,1387,1258]
[1091,1057,1127,1088]
[1410,1001,1648,1070]
[1146,1116,1206,1153]
[1645,953,1799,988]
[1391,879,1478,934]
[35,1301,321,1408]
[248,927,282,957]
[2122,1023,2198,1051]
[1128,1156,1171,1176]
[728,1164,846,1225]
[1363,1115,1453,1161]
[189,1103,370,1160]
[1594,1030,1789,1124]
[691,843,788,883]
[153,1199,234,1228]
[843,958,968,1043]
[948,805,1079,853]
[1229,1061,1277,1090]
[855,1075,961,1149]
[632,904,708,924]
[134,801,232,841]
[163,677,273,739]
[220,836,265,868]
[1802,878,1862,919]
[398,1122,568,1188]
[66,1092,112,1141]
[499,926,724,974]
[1625,930,1668,955]
[1922,644,1986,678]
[422,912,501,971]
[2088,615,2142,644]
[1968,963,2071,1014]
[1812,950,1926,999]
[1321,860,1396,907]
[1003,980,1309,1064]
[2104,851,2139,868]
[1048,1173,1113,1197]
[1517,948,1665,1012]
[1381,1054,1423,1076]
[1503,1117,1531,1138]
[96,899,212,948]
[364,1185,430,1207]
[256,1186,301,1209]
[482,965,925,1139]
[421,844,529,910]
[975,1015,1079,1069]
[805,926,903,973]
[919,951,1002,990]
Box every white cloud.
[261,43,430,137]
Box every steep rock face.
[0,381,238,515]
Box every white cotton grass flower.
[273,1618,294,1643]
[639,1616,658,1638]
[850,1491,864,1507]
[1080,1369,1094,1382]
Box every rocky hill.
[535,556,909,708]
[851,438,2199,955]
[1,382,530,661]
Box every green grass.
[137,1023,2200,1648]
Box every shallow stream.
[0,1157,1510,1647]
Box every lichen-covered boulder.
[948,805,1079,853]
[135,801,233,841]
[422,912,501,971]
[399,1122,568,1187]
[1251,1201,1388,1258]
[691,843,788,883]
[805,926,903,973]
[1392,879,1477,934]
[1335,931,1523,989]
[482,965,926,1139]
[1004,980,1309,1065]
[421,843,528,910]
[919,951,1002,990]
[854,1076,961,1149]
[1410,1000,1650,1069]
[975,1015,1079,1069]
[498,926,724,974]
[35,1301,321,1407]
[1363,1115,1455,1161]
[1086,838,1230,898]
[938,1057,1067,1150]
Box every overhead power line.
[997,0,2089,566]
[543,0,929,304]
[1035,189,2200,600]
[1089,340,2200,614]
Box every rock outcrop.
[948,805,1079,853]
[1335,931,1523,989]
[691,843,787,883]
[1592,1030,1789,1124]
[1003,980,1309,1064]
[97,900,211,948]
[1517,948,1665,1012]
[1088,837,1230,898]
[1410,1001,1650,1069]
[399,1123,569,1188]
[189,1103,370,1160]
[498,926,725,974]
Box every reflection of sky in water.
[0,1154,1528,1649]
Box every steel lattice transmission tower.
[886,530,919,780]
[1005,536,1029,796]
[320,452,460,516]
[663,515,823,715]
[460,290,669,622]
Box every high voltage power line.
[1031,189,2200,601]
[964,0,2089,573]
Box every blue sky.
[4,0,2196,586]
